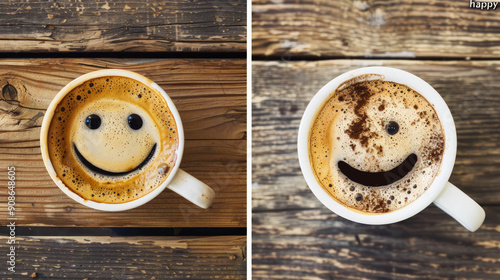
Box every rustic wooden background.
[0,1,246,279]
[0,1,246,53]
[252,1,500,279]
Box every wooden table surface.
[0,1,247,279]
[253,1,500,280]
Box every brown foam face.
[48,76,179,204]
[309,77,445,214]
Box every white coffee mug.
[298,67,485,232]
[40,69,215,211]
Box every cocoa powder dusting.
[343,82,378,147]
[372,199,389,213]
[427,133,444,162]
[363,190,390,213]
[352,83,372,116]
[374,144,383,155]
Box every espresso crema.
[48,76,179,203]
[309,76,445,213]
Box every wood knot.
[279,103,298,116]
[2,83,17,101]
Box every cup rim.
[298,66,457,225]
[40,69,184,211]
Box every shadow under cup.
[40,69,186,211]
[298,67,458,225]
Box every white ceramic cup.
[298,67,485,232]
[40,69,215,211]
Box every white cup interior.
[298,67,457,225]
[40,69,185,211]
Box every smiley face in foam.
[72,99,159,176]
[48,76,179,204]
[309,75,445,213]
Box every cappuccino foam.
[48,76,179,204]
[309,76,445,213]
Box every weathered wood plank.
[0,58,246,140]
[0,141,246,227]
[253,0,500,58]
[253,206,500,280]
[0,58,246,227]
[0,0,246,53]
[0,235,246,279]
[253,60,500,212]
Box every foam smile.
[338,153,418,187]
[73,143,157,176]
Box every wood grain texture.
[0,58,246,140]
[253,0,500,58]
[0,0,246,53]
[253,206,500,280]
[252,60,500,279]
[0,235,246,279]
[0,58,246,227]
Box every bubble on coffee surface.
[47,76,179,204]
[309,76,444,213]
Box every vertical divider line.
[247,0,253,278]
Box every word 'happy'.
[470,0,498,10]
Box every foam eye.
[386,121,399,135]
[128,114,143,130]
[85,114,101,129]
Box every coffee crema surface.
[48,76,179,203]
[309,76,445,213]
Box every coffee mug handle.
[166,169,215,209]
[433,182,485,232]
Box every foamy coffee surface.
[309,76,444,213]
[48,76,179,203]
